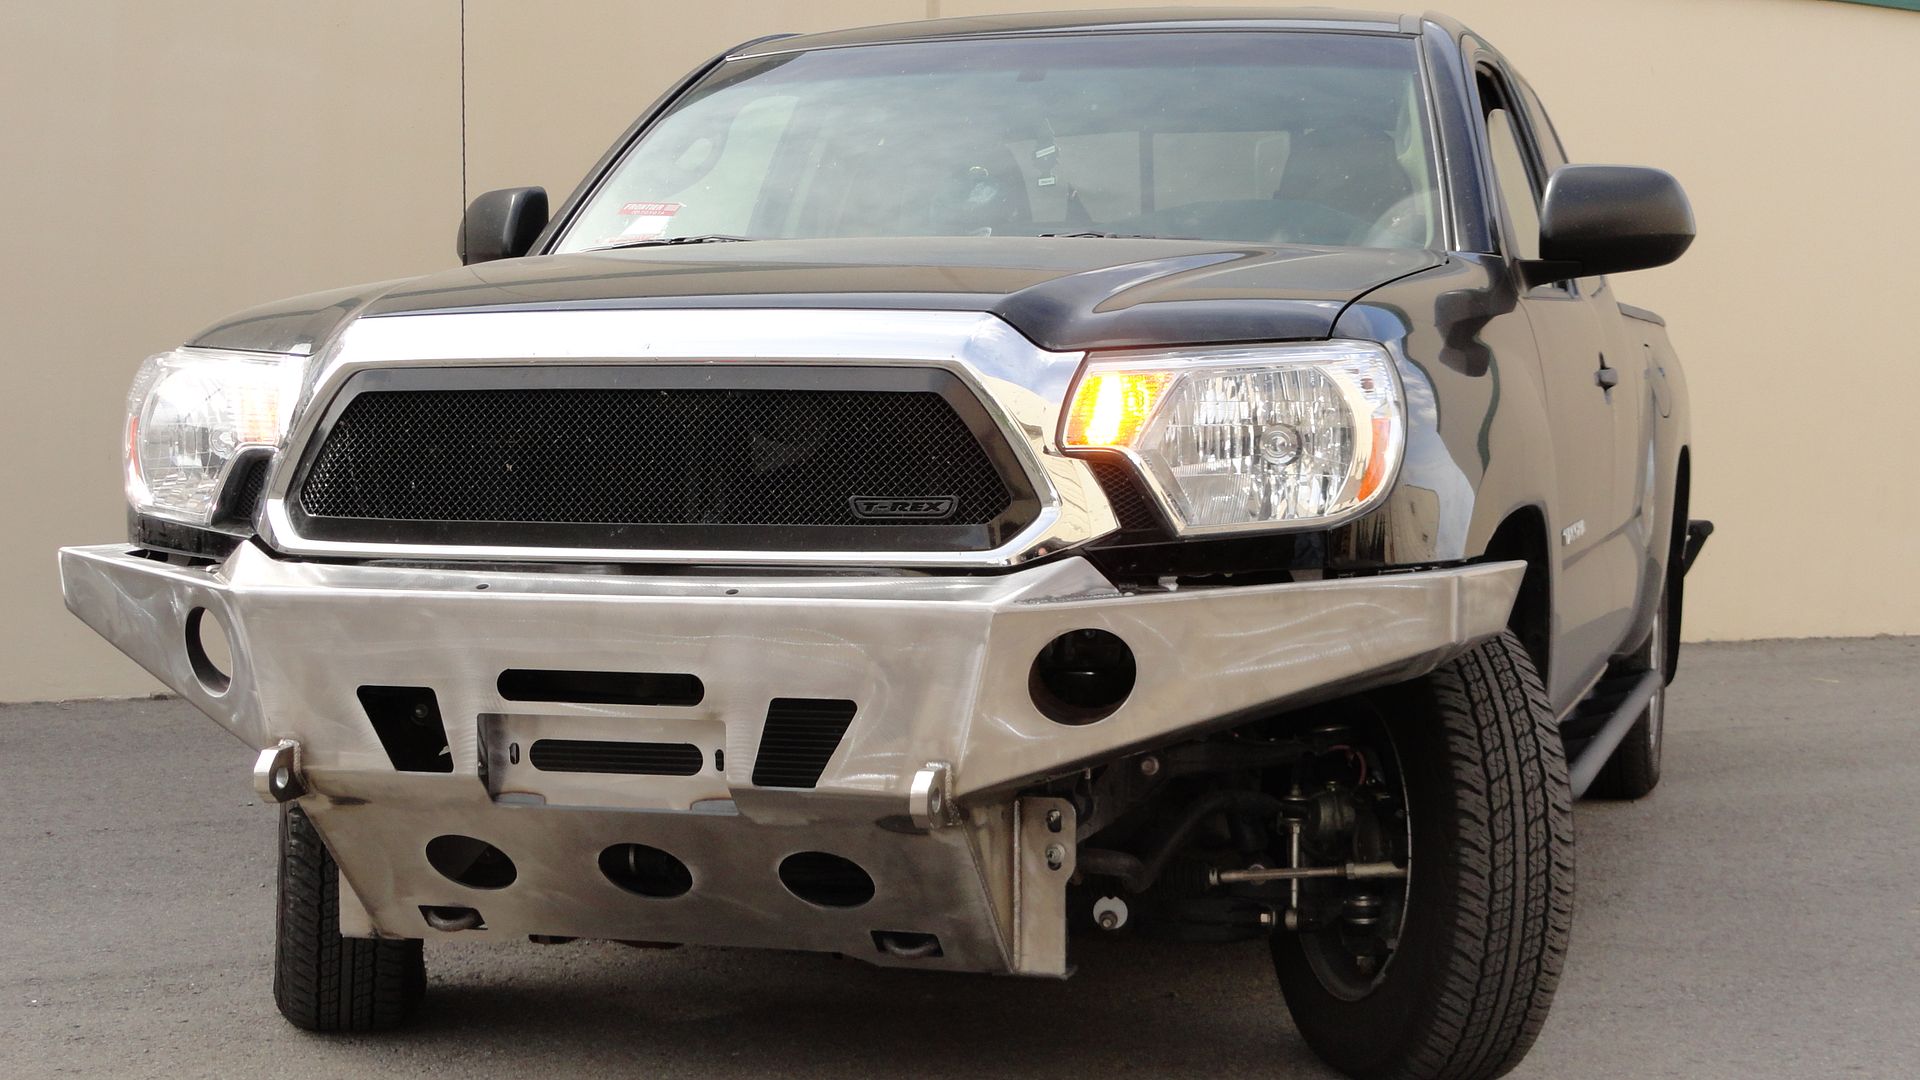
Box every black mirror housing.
[1535,165,1694,279]
[457,187,549,265]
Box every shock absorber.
[1282,784,1306,929]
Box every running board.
[1564,518,1708,796]
[1566,669,1663,798]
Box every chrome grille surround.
[260,308,1118,567]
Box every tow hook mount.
[908,762,956,830]
[253,740,307,803]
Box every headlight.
[125,348,307,525]
[1062,341,1404,533]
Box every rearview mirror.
[457,187,549,265]
[1527,165,1694,283]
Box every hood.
[191,237,1443,355]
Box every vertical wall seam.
[459,0,468,212]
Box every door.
[1475,63,1639,707]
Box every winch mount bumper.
[59,542,1522,976]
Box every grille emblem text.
[851,496,958,520]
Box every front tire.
[274,804,425,1031]
[1273,631,1574,1080]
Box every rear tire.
[1587,582,1668,800]
[274,804,425,1031]
[1273,631,1574,1080]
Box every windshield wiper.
[585,234,756,252]
[1037,231,1163,239]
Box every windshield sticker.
[614,201,683,241]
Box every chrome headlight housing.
[125,348,307,525]
[1061,341,1404,534]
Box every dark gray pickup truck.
[60,9,1710,1079]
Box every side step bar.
[1566,670,1662,798]
[1680,519,1714,577]
[1564,519,1712,796]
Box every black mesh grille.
[527,739,705,776]
[752,698,857,788]
[1085,456,1163,534]
[215,454,271,526]
[297,385,1014,532]
[233,459,269,517]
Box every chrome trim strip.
[260,309,1117,567]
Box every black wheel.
[1587,582,1668,800]
[274,804,425,1031]
[1272,631,1574,1080]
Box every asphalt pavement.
[3,637,1916,1079]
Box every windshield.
[554,32,1441,252]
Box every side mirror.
[1527,165,1694,283]
[457,187,548,265]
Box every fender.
[1326,254,1557,572]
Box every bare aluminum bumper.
[59,542,1521,975]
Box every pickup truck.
[59,10,1710,1079]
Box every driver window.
[1480,76,1541,262]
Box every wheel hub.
[1213,717,1412,1000]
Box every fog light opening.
[425,834,518,890]
[183,607,234,695]
[1029,628,1136,725]
[599,843,693,899]
[778,851,875,908]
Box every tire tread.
[1417,632,1574,1080]
[273,804,424,1032]
[1278,631,1575,1080]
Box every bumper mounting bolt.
[1138,755,1161,778]
[1045,843,1067,871]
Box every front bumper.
[59,542,1521,975]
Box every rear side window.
[1479,73,1542,261]
[1513,76,1568,167]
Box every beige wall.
[4,1,462,701]
[6,0,1917,701]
